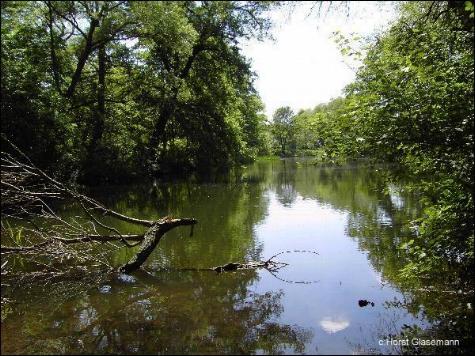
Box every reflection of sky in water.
[320,316,350,333]
[253,191,426,354]
[388,184,405,210]
[117,273,137,284]
[78,306,97,329]
[376,206,393,225]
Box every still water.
[0,159,461,354]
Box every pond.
[1,159,469,354]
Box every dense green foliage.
[346,2,474,288]
[267,0,474,316]
[1,1,274,183]
[270,106,294,156]
[2,1,473,343]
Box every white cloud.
[320,316,351,334]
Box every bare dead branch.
[1,136,198,278]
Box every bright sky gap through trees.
[241,1,397,119]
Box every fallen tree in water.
[1,137,197,276]
[1,139,319,286]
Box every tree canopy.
[1,0,276,183]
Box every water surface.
[1,159,464,354]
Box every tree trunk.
[46,2,62,93]
[149,99,175,152]
[89,43,106,155]
[281,137,286,156]
[148,40,207,165]
[65,18,98,98]
[119,218,197,274]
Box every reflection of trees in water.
[251,162,472,352]
[382,295,473,355]
[345,305,417,355]
[279,162,472,353]
[1,270,313,354]
[267,163,422,282]
[57,175,271,269]
[2,161,316,354]
[150,181,270,268]
[347,295,473,355]
[242,159,300,207]
[337,175,473,352]
[5,161,471,353]
[1,165,315,354]
[245,160,472,352]
[272,160,298,207]
[248,159,297,207]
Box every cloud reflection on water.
[320,316,350,334]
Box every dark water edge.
[1,159,472,354]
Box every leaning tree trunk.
[119,217,197,274]
[1,137,198,277]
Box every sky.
[239,2,398,120]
